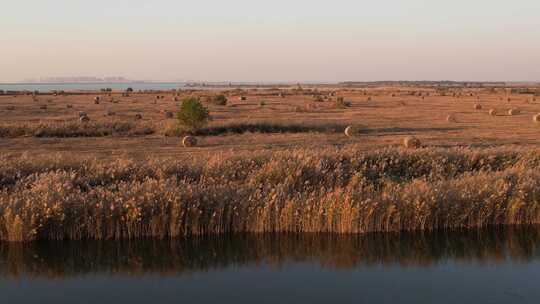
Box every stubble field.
[1,86,539,158]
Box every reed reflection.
[1,227,539,279]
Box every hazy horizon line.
[2,79,539,85]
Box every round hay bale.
[474,104,482,110]
[403,136,421,149]
[79,115,90,123]
[239,96,247,101]
[446,114,457,123]
[313,95,324,102]
[533,113,540,123]
[94,96,100,103]
[182,136,197,147]
[66,104,73,108]
[78,111,87,117]
[344,125,360,137]
[165,111,174,118]
[134,113,142,120]
[173,97,179,102]
[508,108,520,116]
[489,109,497,116]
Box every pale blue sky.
[2,0,539,82]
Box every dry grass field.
[2,85,540,241]
[1,86,539,159]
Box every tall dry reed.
[1,146,540,241]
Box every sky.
[2,0,540,82]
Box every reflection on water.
[2,228,540,303]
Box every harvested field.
[1,87,540,158]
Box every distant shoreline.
[0,81,538,93]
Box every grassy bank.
[1,146,540,241]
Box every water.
[0,82,198,92]
[1,228,540,304]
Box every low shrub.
[211,95,228,106]
[177,97,210,131]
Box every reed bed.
[1,146,540,241]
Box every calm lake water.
[1,228,540,304]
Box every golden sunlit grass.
[1,146,540,241]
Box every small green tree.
[177,97,210,130]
